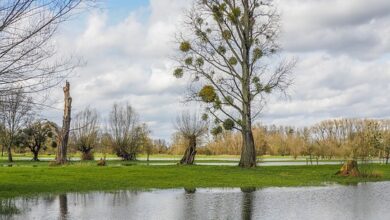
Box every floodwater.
[1,182,390,220]
[145,161,346,166]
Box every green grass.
[0,162,389,199]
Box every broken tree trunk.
[180,136,197,165]
[56,81,72,164]
[337,160,360,177]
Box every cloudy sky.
[45,0,390,140]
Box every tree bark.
[57,81,72,164]
[386,151,389,165]
[239,128,256,168]
[180,137,197,165]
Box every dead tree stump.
[56,81,72,164]
[97,158,106,166]
[337,160,360,177]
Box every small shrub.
[97,158,106,166]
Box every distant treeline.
[3,106,390,163]
[170,118,390,162]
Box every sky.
[46,0,390,140]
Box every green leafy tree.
[174,0,294,167]
[16,120,58,161]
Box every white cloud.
[278,0,390,59]
[45,0,390,140]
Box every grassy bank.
[0,163,389,199]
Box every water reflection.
[0,199,20,218]
[184,188,196,194]
[2,182,390,220]
[241,188,255,220]
[59,194,68,220]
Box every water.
[1,182,390,220]
[196,161,345,166]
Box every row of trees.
[0,92,168,162]
[191,119,390,163]
[3,92,389,166]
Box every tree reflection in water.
[184,188,196,194]
[0,199,20,217]
[59,194,68,220]
[241,188,255,220]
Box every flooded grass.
[2,182,390,220]
[0,164,390,199]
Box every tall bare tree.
[56,81,72,164]
[175,112,208,165]
[174,0,294,167]
[0,88,33,162]
[71,107,99,160]
[107,103,145,161]
[0,0,94,95]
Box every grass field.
[0,162,389,199]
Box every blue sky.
[105,0,150,23]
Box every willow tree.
[71,107,99,160]
[175,112,208,165]
[107,103,146,161]
[174,0,294,167]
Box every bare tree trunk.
[239,1,256,168]
[238,79,257,168]
[57,81,72,164]
[1,146,4,157]
[180,137,197,165]
[32,151,39,161]
[239,128,256,168]
[386,151,390,165]
[7,145,12,162]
